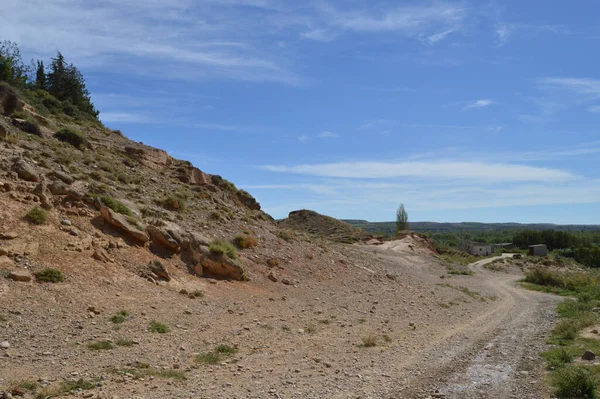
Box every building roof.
[528,244,547,248]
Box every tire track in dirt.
[384,256,559,399]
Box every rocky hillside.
[279,209,372,244]
[0,82,342,287]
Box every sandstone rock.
[281,278,291,285]
[0,255,15,268]
[185,231,211,248]
[193,263,203,276]
[147,225,181,251]
[177,166,210,186]
[149,260,171,282]
[100,207,149,244]
[236,189,261,211]
[124,146,172,170]
[187,245,246,281]
[366,238,383,246]
[7,270,32,282]
[0,232,18,240]
[3,182,12,192]
[268,272,278,282]
[12,159,39,182]
[0,341,9,349]
[48,170,74,184]
[582,350,596,361]
[67,181,88,201]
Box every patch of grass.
[447,267,475,276]
[232,234,258,249]
[361,335,378,347]
[115,338,135,347]
[26,207,48,225]
[54,128,87,149]
[542,347,579,370]
[111,363,185,380]
[318,319,331,325]
[158,195,186,212]
[282,325,291,332]
[215,344,238,355]
[110,310,130,324]
[553,365,598,399]
[196,344,238,365]
[35,268,64,283]
[266,258,280,268]
[208,239,238,259]
[277,231,293,242]
[190,289,204,298]
[87,340,114,350]
[382,334,393,343]
[306,323,317,334]
[100,196,133,217]
[60,378,96,392]
[148,320,169,333]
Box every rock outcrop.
[124,146,172,170]
[12,159,39,182]
[177,166,210,186]
[100,207,149,244]
[186,238,246,280]
[147,223,183,251]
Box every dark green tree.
[35,60,46,90]
[396,203,409,232]
[0,40,28,85]
[47,51,98,118]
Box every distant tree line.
[0,40,98,118]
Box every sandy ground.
[1,247,559,399]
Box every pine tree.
[47,51,66,99]
[35,60,46,90]
[0,40,27,85]
[396,203,409,232]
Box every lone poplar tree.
[396,203,409,232]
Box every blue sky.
[3,0,600,223]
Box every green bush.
[110,310,130,324]
[209,240,237,259]
[148,320,169,333]
[233,234,258,249]
[159,195,186,212]
[100,196,133,217]
[36,268,64,283]
[87,340,114,350]
[26,207,48,225]
[553,365,598,399]
[54,127,87,149]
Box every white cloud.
[100,112,155,124]
[260,160,575,182]
[318,131,338,138]
[298,135,310,143]
[539,77,600,97]
[301,28,337,42]
[462,99,495,110]
[589,105,600,113]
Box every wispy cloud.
[260,160,575,182]
[318,131,338,138]
[462,99,495,110]
[100,112,156,124]
[298,135,310,143]
[539,77,600,98]
[495,23,569,46]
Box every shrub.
[0,83,19,115]
[87,340,114,350]
[148,320,169,333]
[266,258,280,268]
[195,344,238,364]
[36,268,64,283]
[100,196,133,217]
[361,335,378,347]
[233,234,258,249]
[209,240,237,259]
[159,195,186,212]
[13,119,41,136]
[60,379,96,393]
[553,365,598,399]
[54,127,87,149]
[26,207,48,225]
[215,344,238,355]
[115,338,134,347]
[110,310,130,324]
[278,231,293,242]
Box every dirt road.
[384,254,560,399]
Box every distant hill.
[343,220,600,237]
[279,210,372,243]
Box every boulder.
[7,270,32,282]
[100,207,149,244]
[67,181,88,201]
[582,350,596,361]
[177,166,210,186]
[236,190,261,211]
[124,146,172,170]
[12,159,39,182]
[147,225,181,251]
[48,170,75,184]
[0,255,15,268]
[267,272,278,282]
[187,245,246,281]
[48,181,69,195]
[148,260,171,281]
